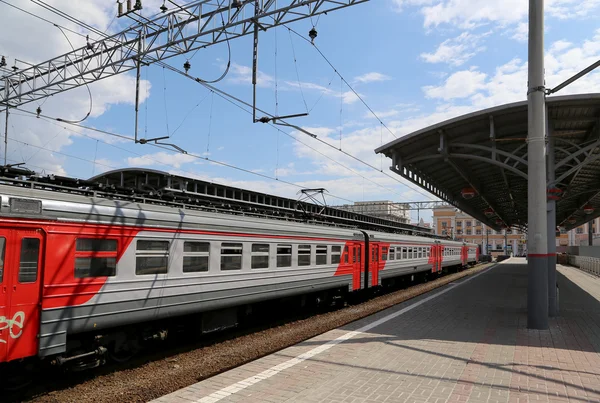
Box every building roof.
[375,93,600,231]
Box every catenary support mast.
[547,123,558,317]
[527,0,549,329]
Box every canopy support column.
[547,127,558,317]
[527,0,549,330]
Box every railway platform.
[152,258,600,403]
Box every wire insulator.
[160,2,167,12]
[86,35,94,51]
[0,56,6,68]
[232,0,243,8]
[183,60,191,73]
[309,27,317,43]
[36,106,42,118]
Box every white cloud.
[422,29,600,108]
[423,69,487,100]
[226,62,274,87]
[421,31,487,66]
[420,1,528,29]
[0,0,152,174]
[285,81,363,105]
[364,109,400,119]
[353,72,392,84]
[550,40,573,53]
[392,0,436,12]
[511,22,529,42]
[395,0,600,31]
[127,151,197,168]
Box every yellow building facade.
[432,205,599,254]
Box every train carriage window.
[221,243,243,270]
[0,237,5,283]
[407,247,413,259]
[331,246,342,264]
[316,245,327,265]
[344,246,349,264]
[76,239,117,252]
[389,247,395,261]
[381,246,388,261]
[276,244,292,268]
[426,248,430,257]
[250,244,269,269]
[357,246,361,263]
[418,248,423,259]
[19,238,40,283]
[183,241,210,272]
[298,245,311,266]
[402,247,407,260]
[75,238,118,278]
[136,240,169,275]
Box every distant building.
[335,201,410,224]
[416,218,431,228]
[566,219,600,246]
[433,205,600,253]
[433,205,526,255]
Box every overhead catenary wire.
[13,106,358,204]
[8,136,117,170]
[31,0,107,41]
[339,75,343,150]
[287,26,398,140]
[53,25,93,124]
[158,65,434,200]
[162,66,171,136]
[309,70,336,113]
[171,91,211,137]
[206,91,214,155]
[29,0,232,84]
[0,0,83,38]
[288,29,309,114]
[8,3,431,201]
[149,66,431,201]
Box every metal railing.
[568,255,600,277]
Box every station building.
[433,205,600,254]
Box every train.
[0,167,478,370]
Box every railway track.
[4,263,492,403]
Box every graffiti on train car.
[0,311,25,343]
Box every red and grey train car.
[0,170,478,368]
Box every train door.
[370,244,379,287]
[352,243,362,290]
[0,231,7,361]
[429,245,438,273]
[0,229,44,363]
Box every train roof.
[0,165,447,239]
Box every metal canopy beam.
[445,157,508,224]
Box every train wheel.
[109,341,140,363]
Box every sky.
[0,0,599,224]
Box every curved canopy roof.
[375,93,600,231]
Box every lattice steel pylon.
[0,0,368,107]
